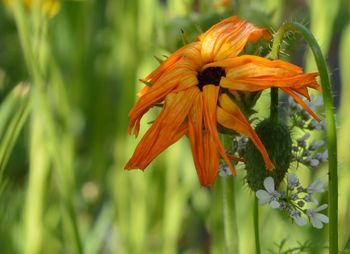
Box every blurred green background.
[0,0,349,253]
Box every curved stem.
[254,197,261,254]
[272,22,338,254]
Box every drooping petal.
[128,67,196,136]
[125,87,199,169]
[187,92,205,183]
[281,88,321,122]
[202,129,220,186]
[217,94,274,170]
[199,16,271,63]
[202,85,237,176]
[145,43,195,82]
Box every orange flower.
[125,16,320,186]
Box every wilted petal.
[199,17,271,63]
[125,88,198,169]
[217,94,274,170]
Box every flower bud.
[245,119,292,191]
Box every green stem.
[221,176,239,253]
[273,22,338,254]
[270,88,279,125]
[219,136,239,253]
[269,27,286,125]
[254,198,261,254]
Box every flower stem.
[254,197,261,254]
[219,135,239,253]
[270,88,279,125]
[272,22,338,254]
[221,176,239,253]
[269,27,286,125]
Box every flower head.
[125,16,321,186]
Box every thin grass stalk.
[270,22,338,254]
[253,197,261,254]
[12,2,83,253]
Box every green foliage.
[0,0,348,253]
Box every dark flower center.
[197,67,226,90]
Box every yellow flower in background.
[3,0,60,17]
[125,16,321,186]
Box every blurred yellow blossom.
[3,0,60,17]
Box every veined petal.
[199,16,271,63]
[202,129,220,186]
[145,43,193,82]
[202,85,237,176]
[128,67,196,136]
[217,94,274,170]
[188,92,206,183]
[125,87,199,169]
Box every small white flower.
[306,204,329,229]
[219,162,231,177]
[298,132,311,142]
[256,177,281,209]
[307,180,325,194]
[290,210,307,226]
[309,140,325,150]
[287,173,299,189]
[310,159,320,167]
[321,150,328,162]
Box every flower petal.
[269,200,280,209]
[315,213,329,224]
[199,16,271,63]
[308,180,325,194]
[293,215,307,226]
[202,85,237,176]
[187,92,206,184]
[287,173,298,185]
[263,177,275,193]
[128,68,189,136]
[217,94,274,170]
[310,217,324,229]
[125,87,198,169]
[315,204,328,212]
[256,190,271,204]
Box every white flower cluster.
[292,132,328,168]
[256,174,328,229]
